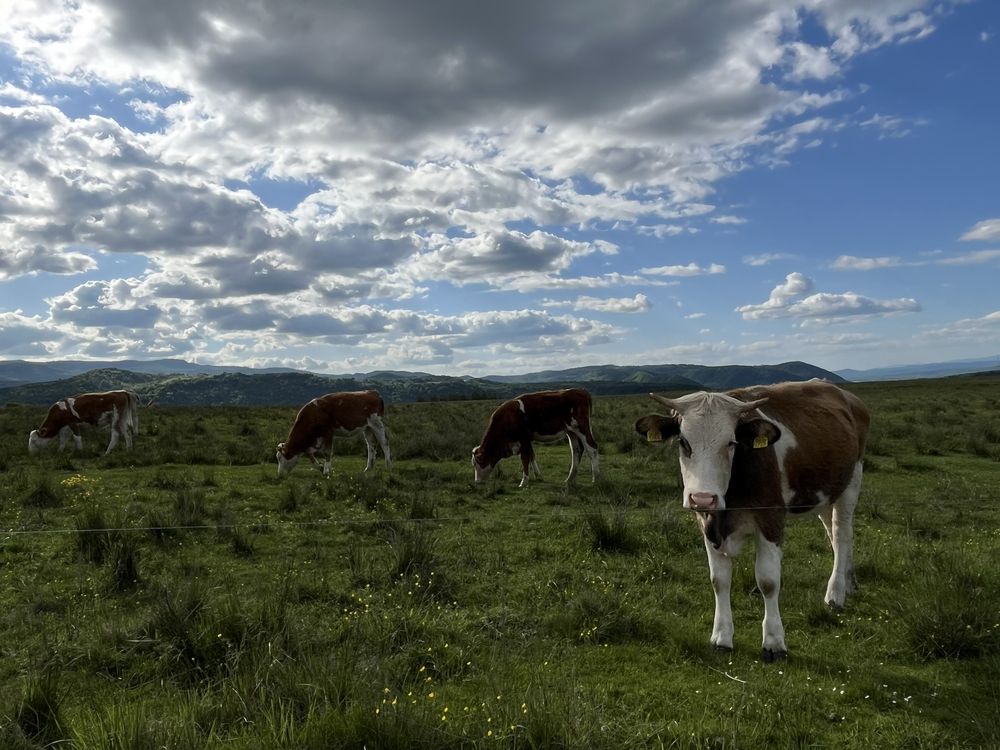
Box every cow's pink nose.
[689,492,718,510]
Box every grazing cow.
[276,390,391,477]
[28,390,140,456]
[472,388,599,488]
[635,379,869,661]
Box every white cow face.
[276,443,300,477]
[471,446,495,483]
[636,393,778,512]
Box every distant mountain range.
[0,359,844,406]
[835,355,1000,382]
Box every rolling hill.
[484,361,844,390]
[0,358,845,407]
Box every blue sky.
[0,1,997,376]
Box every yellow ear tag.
[647,427,663,443]
[753,435,769,449]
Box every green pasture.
[0,377,997,748]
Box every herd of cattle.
[25,381,870,662]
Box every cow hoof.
[826,599,844,612]
[761,648,787,663]
[712,644,733,653]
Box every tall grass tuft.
[74,506,112,564]
[173,487,207,528]
[22,475,63,508]
[895,549,999,660]
[279,482,302,513]
[106,532,142,592]
[11,667,69,748]
[545,586,655,644]
[586,507,640,553]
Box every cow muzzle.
[687,492,720,511]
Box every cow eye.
[678,436,692,455]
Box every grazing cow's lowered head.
[471,443,506,483]
[636,392,778,512]
[275,442,301,477]
[27,426,55,455]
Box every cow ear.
[736,418,781,449]
[635,414,680,443]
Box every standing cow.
[276,390,391,477]
[28,390,140,456]
[472,388,599,488]
[635,379,869,661]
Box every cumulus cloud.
[742,252,798,266]
[960,219,1000,242]
[830,249,1000,270]
[737,272,920,321]
[830,255,903,270]
[543,293,651,314]
[639,262,726,277]
[0,0,960,369]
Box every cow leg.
[755,532,787,662]
[518,443,535,488]
[824,461,862,607]
[704,539,734,650]
[362,429,376,472]
[564,433,582,484]
[368,415,392,469]
[323,439,334,477]
[104,427,121,455]
[58,426,72,451]
[582,429,600,482]
[530,458,543,480]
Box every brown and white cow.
[472,388,599,488]
[28,390,140,456]
[276,390,391,477]
[635,379,869,662]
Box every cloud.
[737,272,920,321]
[543,293,651,314]
[934,249,1000,265]
[830,255,903,270]
[960,218,1000,242]
[742,252,798,266]
[830,249,1000,270]
[639,262,726,277]
[859,112,927,139]
[0,0,961,370]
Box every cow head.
[635,392,779,512]
[275,442,300,477]
[471,445,494,483]
[28,429,51,455]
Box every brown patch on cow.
[728,381,869,515]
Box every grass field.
[0,377,998,748]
